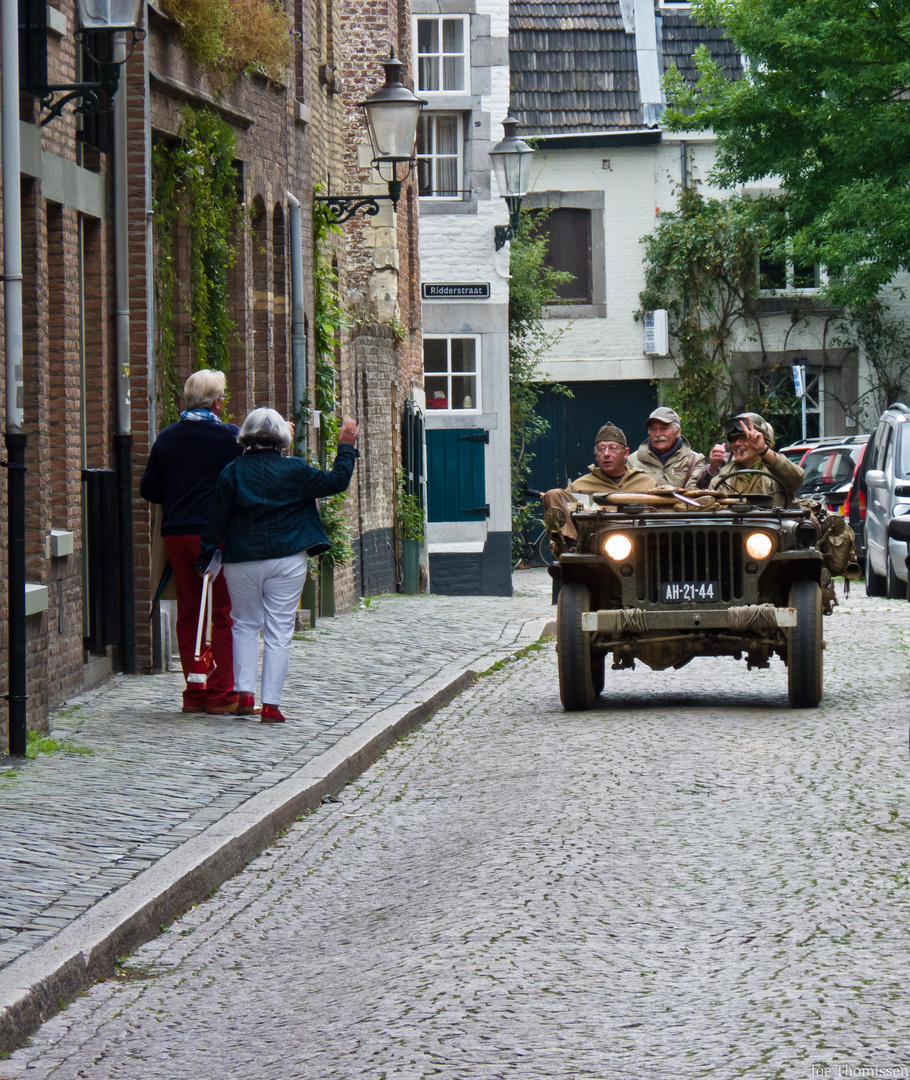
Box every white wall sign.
[644,309,668,356]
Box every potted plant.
[396,470,425,594]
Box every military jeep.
[551,488,838,711]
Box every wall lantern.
[490,116,534,251]
[37,0,146,126]
[316,50,426,224]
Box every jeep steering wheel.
[715,468,787,501]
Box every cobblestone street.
[3,585,910,1079]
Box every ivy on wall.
[312,195,353,569]
[152,107,242,425]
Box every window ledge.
[545,302,606,319]
[419,199,477,216]
[424,411,497,430]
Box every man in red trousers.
[141,370,243,714]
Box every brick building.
[0,0,423,746]
[332,16,424,608]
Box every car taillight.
[858,488,866,520]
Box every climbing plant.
[153,106,243,424]
[638,185,770,453]
[508,209,572,551]
[311,194,353,568]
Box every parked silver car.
[862,403,910,598]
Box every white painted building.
[411,0,514,594]
[509,0,867,491]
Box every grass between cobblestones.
[0,727,93,784]
[477,635,553,679]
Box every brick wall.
[331,0,423,607]
[0,11,114,743]
[133,5,314,664]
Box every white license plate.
[661,581,719,602]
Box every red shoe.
[235,693,259,716]
[260,703,286,724]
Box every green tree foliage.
[639,186,769,453]
[153,107,242,424]
[508,210,572,545]
[663,0,910,308]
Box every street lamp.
[38,0,145,126]
[316,51,426,224]
[490,116,534,251]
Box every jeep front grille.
[636,529,745,605]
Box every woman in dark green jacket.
[198,408,359,723]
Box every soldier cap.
[595,423,627,448]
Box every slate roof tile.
[510,0,743,135]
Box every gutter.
[286,191,307,456]
[528,129,662,150]
[113,31,136,673]
[2,0,28,755]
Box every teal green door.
[426,429,488,522]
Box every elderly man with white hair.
[626,406,705,487]
[197,408,360,724]
[141,369,243,715]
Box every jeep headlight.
[603,533,633,561]
[744,531,774,560]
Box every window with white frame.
[414,16,469,94]
[416,113,463,198]
[424,336,479,411]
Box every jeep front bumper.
[581,604,798,634]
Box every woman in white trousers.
[198,409,359,723]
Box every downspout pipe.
[2,0,28,755]
[286,191,307,457]
[113,31,136,673]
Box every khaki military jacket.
[708,452,804,507]
[567,466,656,495]
[626,437,705,487]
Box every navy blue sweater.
[198,444,357,565]
[140,419,242,534]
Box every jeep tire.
[787,580,823,708]
[557,583,595,711]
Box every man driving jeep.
[541,422,655,547]
[701,412,804,507]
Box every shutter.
[426,428,487,521]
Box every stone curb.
[0,662,481,1056]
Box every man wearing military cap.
[626,406,705,487]
[704,412,804,506]
[541,421,655,546]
